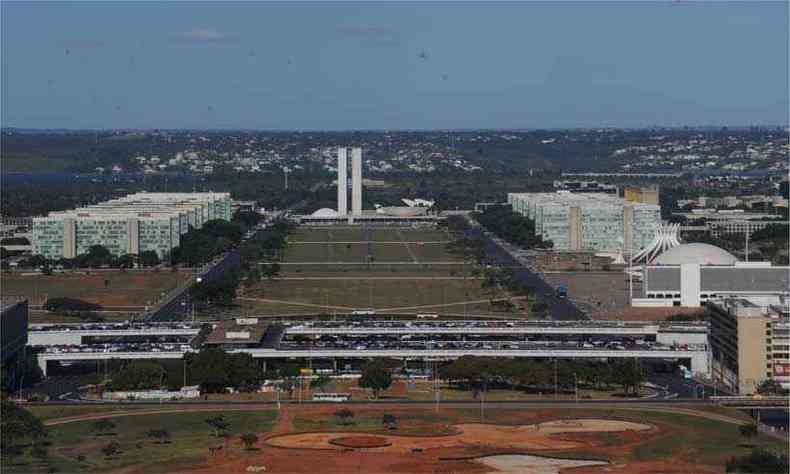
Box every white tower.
[337,147,347,216]
[351,147,362,215]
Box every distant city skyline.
[1,1,788,130]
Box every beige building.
[708,299,790,394]
[624,187,659,205]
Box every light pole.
[554,359,558,399]
[574,373,578,404]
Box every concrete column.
[680,263,701,307]
[623,205,634,256]
[337,147,348,216]
[63,218,76,259]
[352,147,362,215]
[37,355,47,377]
[127,218,140,255]
[568,207,582,251]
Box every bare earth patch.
[265,419,652,452]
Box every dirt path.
[271,406,294,433]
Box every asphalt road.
[467,228,587,321]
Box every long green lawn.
[6,410,276,474]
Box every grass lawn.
[6,410,277,474]
[288,226,453,243]
[28,312,138,324]
[292,409,451,435]
[1,271,188,307]
[243,278,515,314]
[284,242,456,263]
[446,406,788,467]
[28,405,162,422]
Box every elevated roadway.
[28,328,201,346]
[36,347,708,376]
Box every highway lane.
[466,228,587,321]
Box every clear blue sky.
[1,1,787,130]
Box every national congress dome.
[653,243,738,266]
[310,208,339,218]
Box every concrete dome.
[653,243,737,266]
[377,206,427,217]
[311,208,339,217]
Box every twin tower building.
[337,147,363,216]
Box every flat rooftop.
[508,192,659,209]
[203,319,268,346]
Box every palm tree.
[240,433,258,450]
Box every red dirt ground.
[329,435,392,448]
[181,405,661,474]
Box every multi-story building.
[32,192,232,260]
[1,298,29,363]
[708,298,789,394]
[507,192,661,253]
[674,209,786,238]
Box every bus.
[312,393,352,402]
[416,313,439,319]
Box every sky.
[1,1,788,130]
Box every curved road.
[39,401,759,432]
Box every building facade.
[507,192,661,253]
[708,299,789,394]
[32,192,232,260]
[638,262,790,308]
[1,298,29,363]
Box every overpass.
[285,323,681,337]
[28,328,201,346]
[710,396,790,409]
[36,346,709,377]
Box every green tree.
[145,429,171,444]
[382,413,397,430]
[185,347,259,394]
[1,401,47,466]
[310,375,332,392]
[205,415,230,438]
[107,360,166,390]
[92,419,117,436]
[116,254,137,269]
[358,360,393,399]
[726,448,788,473]
[739,423,759,445]
[756,379,786,396]
[334,409,354,426]
[78,245,114,268]
[191,272,240,306]
[245,267,262,287]
[101,440,122,459]
[138,250,161,267]
[240,432,259,450]
[609,359,644,396]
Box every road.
[466,228,587,321]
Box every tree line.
[440,355,645,397]
[473,205,553,250]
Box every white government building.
[507,192,661,253]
